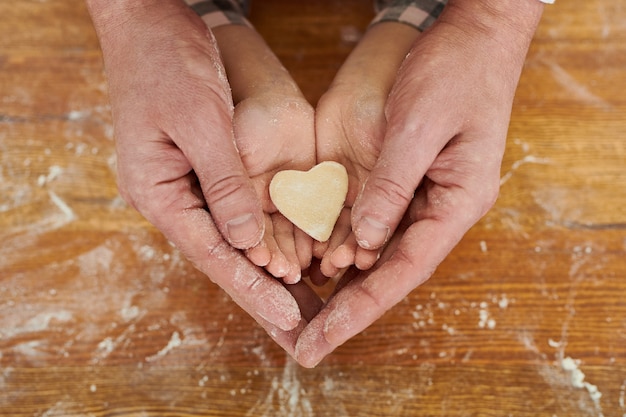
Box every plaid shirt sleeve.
[372,0,448,32]
[184,0,252,28]
[185,0,448,32]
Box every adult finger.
[173,95,265,250]
[296,179,493,367]
[349,102,444,250]
[140,173,302,332]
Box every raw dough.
[269,161,348,242]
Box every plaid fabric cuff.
[185,0,252,29]
[372,0,447,32]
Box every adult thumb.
[178,106,264,250]
[351,125,438,250]
[198,153,264,250]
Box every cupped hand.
[234,94,317,284]
[86,0,310,354]
[312,22,420,280]
[297,0,544,367]
[211,24,318,285]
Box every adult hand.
[86,0,306,353]
[297,0,544,367]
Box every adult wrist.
[442,0,544,47]
[86,0,139,28]
[85,0,171,38]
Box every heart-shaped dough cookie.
[269,161,348,242]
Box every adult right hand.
[298,0,545,367]
[86,0,304,352]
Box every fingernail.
[287,268,302,285]
[355,216,389,249]
[226,213,261,248]
[323,302,353,346]
[284,274,301,286]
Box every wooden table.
[1,1,625,416]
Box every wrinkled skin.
[296,1,544,366]
[86,0,313,355]
[86,0,544,366]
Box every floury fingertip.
[225,212,263,249]
[354,216,390,249]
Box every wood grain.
[1,0,625,416]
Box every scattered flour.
[37,165,63,187]
[497,294,510,309]
[500,155,551,185]
[119,305,141,322]
[77,245,114,278]
[619,379,626,417]
[92,324,137,364]
[67,109,90,121]
[441,323,455,336]
[411,303,435,329]
[548,338,562,349]
[39,400,68,417]
[560,356,604,415]
[198,375,209,387]
[136,244,157,262]
[1,310,73,339]
[545,59,612,109]
[145,331,182,362]
[478,302,496,329]
[12,340,46,359]
[48,190,77,223]
[3,188,80,235]
[246,358,313,417]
